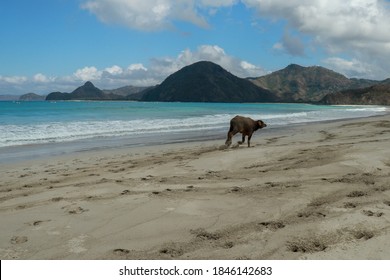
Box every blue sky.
[1,0,390,95]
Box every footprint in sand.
[141,175,154,181]
[347,191,367,198]
[184,185,195,192]
[223,241,234,249]
[344,202,357,208]
[62,205,88,214]
[229,186,242,193]
[26,220,51,226]
[297,211,326,218]
[113,248,130,256]
[258,221,286,231]
[10,236,28,244]
[362,210,384,217]
[69,207,88,214]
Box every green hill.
[141,61,277,102]
[249,64,378,102]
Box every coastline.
[1,114,390,259]
[1,101,388,164]
[1,107,389,165]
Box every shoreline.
[1,114,390,259]
[1,110,389,165]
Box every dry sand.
[1,115,390,260]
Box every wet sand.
[1,115,390,259]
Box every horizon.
[1,1,390,95]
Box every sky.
[1,0,390,95]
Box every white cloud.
[323,57,377,78]
[33,73,52,83]
[0,75,28,84]
[242,0,390,48]
[73,66,102,81]
[104,65,123,75]
[81,0,210,30]
[100,63,152,87]
[127,64,147,72]
[81,0,244,31]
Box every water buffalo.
[225,115,267,147]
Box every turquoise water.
[0,101,388,150]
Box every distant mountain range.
[45,61,277,102]
[249,64,379,102]
[2,61,389,105]
[44,82,150,101]
[46,81,124,100]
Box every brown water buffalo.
[225,115,267,147]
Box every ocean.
[0,101,388,162]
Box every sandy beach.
[1,114,390,260]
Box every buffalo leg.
[247,134,253,147]
[237,134,245,145]
[225,131,234,146]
